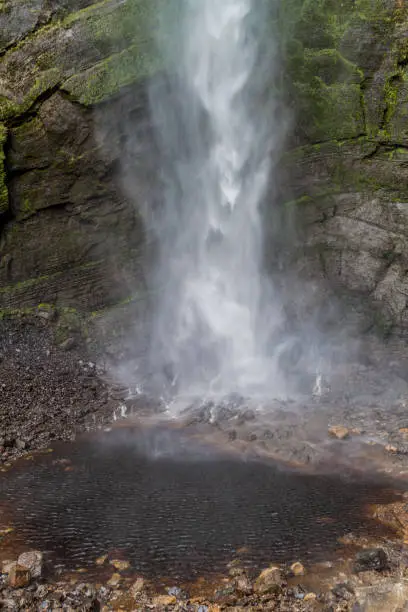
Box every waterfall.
[147,0,288,398]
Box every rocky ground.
[2,311,408,610]
[0,309,121,464]
[1,537,408,611]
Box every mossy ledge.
[0,0,160,122]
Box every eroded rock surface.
[283,0,408,333]
[0,0,158,318]
[0,0,407,338]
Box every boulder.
[17,550,43,578]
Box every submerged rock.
[95,555,107,566]
[214,584,236,602]
[332,582,355,600]
[304,592,317,601]
[59,338,76,351]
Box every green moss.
[0,69,61,122]
[0,307,36,320]
[294,79,364,141]
[20,197,37,217]
[379,71,408,144]
[303,48,363,84]
[37,302,54,311]
[286,0,388,53]
[62,40,159,105]
[384,77,400,121]
[0,273,51,295]
[283,0,399,145]
[294,0,353,49]
[0,123,8,215]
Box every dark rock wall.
[1,0,408,334]
[0,0,158,313]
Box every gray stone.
[17,551,43,578]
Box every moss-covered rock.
[382,70,408,144]
[0,0,159,121]
[285,0,399,143]
[62,39,159,105]
[279,0,408,329]
[0,124,8,215]
[294,80,364,141]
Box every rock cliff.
[0,0,157,314]
[284,0,408,333]
[0,0,408,334]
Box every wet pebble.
[290,562,305,576]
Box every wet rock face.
[282,0,408,333]
[0,0,158,315]
[0,0,407,334]
[1,87,153,313]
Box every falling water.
[147,0,288,398]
